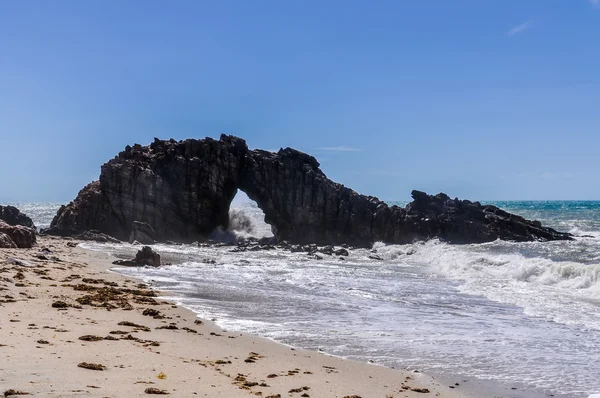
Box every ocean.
[8,198,600,398]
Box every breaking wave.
[403,239,600,329]
[208,197,274,243]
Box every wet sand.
[1,236,480,397]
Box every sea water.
[10,198,600,398]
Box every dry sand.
[0,236,473,397]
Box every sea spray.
[208,203,273,243]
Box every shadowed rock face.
[0,220,36,248]
[0,232,17,248]
[0,206,36,248]
[129,221,156,245]
[46,135,572,246]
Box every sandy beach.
[0,236,476,398]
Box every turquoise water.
[494,200,600,235]
[389,200,600,234]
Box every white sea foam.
[569,226,600,239]
[402,240,600,329]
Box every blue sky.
[1,1,599,202]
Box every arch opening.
[209,190,274,243]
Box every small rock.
[135,246,161,267]
[145,387,169,394]
[3,389,30,396]
[7,258,30,266]
[142,308,161,317]
[334,248,349,256]
[51,301,69,309]
[79,335,104,342]
[112,259,138,266]
[77,362,105,371]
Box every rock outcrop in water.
[134,246,161,267]
[46,135,572,246]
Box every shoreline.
[0,236,558,397]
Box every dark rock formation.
[0,205,35,229]
[43,182,108,236]
[129,221,156,244]
[134,246,161,267]
[46,135,572,246]
[402,190,570,244]
[111,246,161,267]
[0,220,36,248]
[48,136,247,242]
[0,232,17,248]
[76,230,121,243]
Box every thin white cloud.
[507,20,535,37]
[316,146,362,152]
[590,0,600,7]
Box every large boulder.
[0,232,17,248]
[0,220,36,248]
[45,135,573,246]
[134,246,160,267]
[0,205,35,229]
[129,221,156,244]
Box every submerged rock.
[46,135,572,246]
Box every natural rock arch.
[46,134,572,246]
